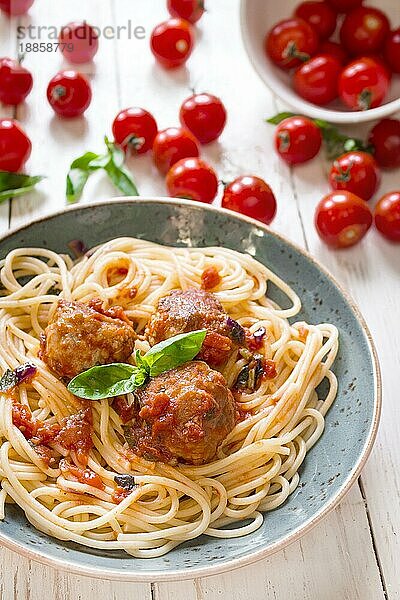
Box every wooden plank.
[9,0,122,230]
[289,119,400,599]
[0,11,18,235]
[0,0,392,598]
[157,487,385,600]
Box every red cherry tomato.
[326,0,362,11]
[374,191,400,242]
[384,28,400,74]
[47,71,92,118]
[153,127,200,174]
[338,57,390,111]
[150,18,194,69]
[0,58,33,105]
[221,176,277,225]
[112,108,157,155]
[368,119,400,170]
[293,54,341,105]
[166,157,218,203]
[167,0,204,24]
[329,151,380,201]
[315,191,372,248]
[340,7,390,56]
[0,119,31,172]
[59,21,99,64]
[265,18,319,70]
[319,40,348,65]
[275,116,322,165]
[0,0,33,15]
[294,2,337,40]
[179,93,226,144]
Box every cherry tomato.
[150,18,194,69]
[265,18,319,70]
[326,0,362,11]
[293,54,341,105]
[384,28,400,74]
[319,40,348,65]
[368,119,400,170]
[167,0,204,24]
[59,21,99,64]
[294,2,337,40]
[329,151,379,201]
[315,191,372,248]
[0,0,33,15]
[47,70,92,118]
[112,107,157,155]
[221,176,277,225]
[275,116,322,165]
[166,157,218,203]
[0,58,33,105]
[374,191,400,242]
[0,119,31,172]
[338,57,390,111]
[340,7,390,56]
[153,127,200,174]
[179,93,226,144]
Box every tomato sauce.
[59,458,105,490]
[55,406,94,465]
[201,266,221,290]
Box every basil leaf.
[141,329,207,377]
[65,138,139,203]
[70,152,100,171]
[266,112,296,125]
[67,363,147,400]
[66,152,101,204]
[0,369,18,392]
[88,153,110,169]
[104,137,139,196]
[0,173,45,202]
[105,136,124,168]
[104,160,139,196]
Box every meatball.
[124,361,235,465]
[146,288,244,366]
[40,299,136,380]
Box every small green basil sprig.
[66,136,139,203]
[67,329,207,400]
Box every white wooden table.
[0,1,399,598]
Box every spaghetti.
[0,237,338,557]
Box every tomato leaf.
[0,172,45,202]
[67,363,148,400]
[140,329,207,377]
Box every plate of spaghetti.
[0,198,380,581]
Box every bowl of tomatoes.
[240,0,400,123]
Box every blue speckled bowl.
[0,198,381,581]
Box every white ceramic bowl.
[240,0,400,124]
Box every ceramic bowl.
[240,0,400,124]
[0,198,381,581]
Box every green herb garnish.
[67,329,207,400]
[66,136,139,203]
[0,172,45,202]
